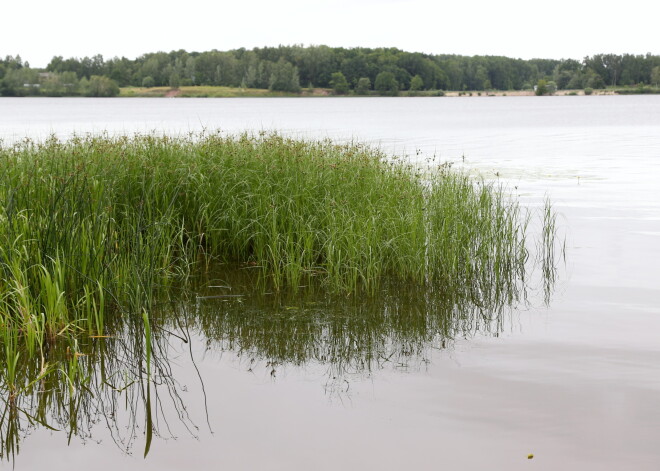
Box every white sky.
[3,0,659,68]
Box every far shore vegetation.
[118,85,449,98]
[2,47,660,97]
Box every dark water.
[1,96,659,470]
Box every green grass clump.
[0,132,533,341]
[0,132,555,458]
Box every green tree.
[142,76,155,88]
[535,79,548,96]
[652,66,660,87]
[214,52,240,86]
[329,71,349,94]
[567,72,584,90]
[60,71,80,95]
[299,45,337,87]
[0,68,39,96]
[546,81,557,95]
[81,75,119,97]
[40,72,67,96]
[355,77,371,95]
[555,70,572,90]
[105,56,134,86]
[409,74,424,91]
[585,70,605,89]
[185,57,196,85]
[473,65,489,90]
[269,58,301,93]
[169,71,180,89]
[374,71,398,96]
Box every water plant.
[0,131,559,459]
[1,131,536,302]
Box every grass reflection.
[0,313,197,461]
[186,263,526,379]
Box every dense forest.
[2,46,660,97]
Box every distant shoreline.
[1,86,655,99]
[118,86,629,98]
[442,89,616,97]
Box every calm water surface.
[1,96,659,470]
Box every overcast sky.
[4,0,659,68]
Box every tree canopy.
[2,48,660,97]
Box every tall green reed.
[0,131,554,390]
[0,126,562,459]
[0,132,550,334]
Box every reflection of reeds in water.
[0,314,195,461]
[537,198,563,305]
[0,132,560,459]
[183,261,528,382]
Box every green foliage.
[268,58,301,93]
[80,75,119,97]
[567,72,584,90]
[546,81,557,95]
[409,74,424,91]
[585,71,605,89]
[375,71,399,96]
[39,71,79,96]
[7,48,660,95]
[0,67,39,96]
[555,70,572,89]
[169,71,180,89]
[651,66,660,87]
[535,79,548,96]
[355,77,371,95]
[329,71,349,95]
[142,76,155,88]
[584,87,593,95]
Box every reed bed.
[0,131,534,358]
[0,132,556,457]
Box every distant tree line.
[0,55,119,96]
[2,47,660,97]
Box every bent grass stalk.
[142,308,153,458]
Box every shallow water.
[2,96,660,470]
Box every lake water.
[2,96,659,470]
